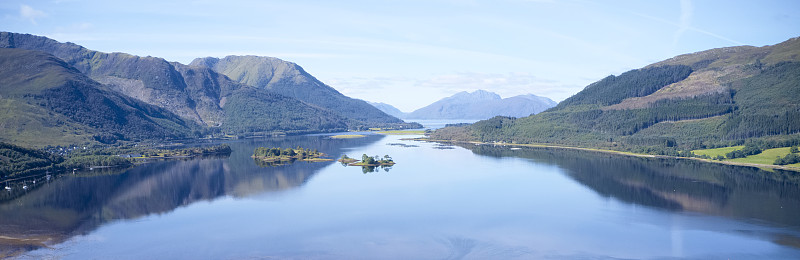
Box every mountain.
[0,48,195,146]
[431,36,800,154]
[404,90,556,119]
[0,32,394,139]
[368,101,407,119]
[189,55,405,127]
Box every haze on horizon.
[2,0,799,112]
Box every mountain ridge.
[190,55,404,126]
[401,90,556,119]
[0,32,415,145]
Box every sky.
[2,0,799,112]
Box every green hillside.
[0,48,195,146]
[431,36,800,155]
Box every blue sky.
[2,0,799,111]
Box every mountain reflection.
[0,134,384,255]
[461,144,800,228]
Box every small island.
[252,147,332,166]
[338,154,395,166]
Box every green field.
[693,146,800,167]
[691,146,745,157]
[727,147,796,165]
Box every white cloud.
[20,5,46,25]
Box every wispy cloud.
[20,4,46,25]
[672,0,693,47]
[631,9,744,46]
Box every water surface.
[2,132,799,259]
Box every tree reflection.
[458,143,800,228]
[360,165,392,174]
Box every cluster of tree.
[775,153,800,165]
[0,142,64,178]
[253,146,320,159]
[554,65,693,109]
[725,145,763,159]
[1,142,233,178]
[360,154,393,165]
[165,144,232,157]
[61,155,133,169]
[774,146,800,165]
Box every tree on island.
[362,154,376,164]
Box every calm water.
[2,132,800,259]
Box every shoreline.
[420,138,800,172]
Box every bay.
[2,128,799,259]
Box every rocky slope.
[190,55,404,125]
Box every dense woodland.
[1,142,231,179]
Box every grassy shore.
[692,146,800,168]
[691,146,745,157]
[421,138,800,172]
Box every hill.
[0,48,195,146]
[189,55,407,127]
[0,32,393,138]
[431,37,800,154]
[404,90,556,119]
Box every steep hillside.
[405,90,556,119]
[190,56,404,125]
[432,37,800,153]
[0,32,365,135]
[0,48,195,146]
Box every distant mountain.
[190,56,405,127]
[368,101,407,119]
[432,36,800,154]
[0,48,195,146]
[404,90,556,119]
[0,32,416,143]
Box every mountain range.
[431,36,800,154]
[0,32,416,146]
[370,90,556,120]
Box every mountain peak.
[448,90,502,103]
[190,54,404,124]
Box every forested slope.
[432,37,800,154]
